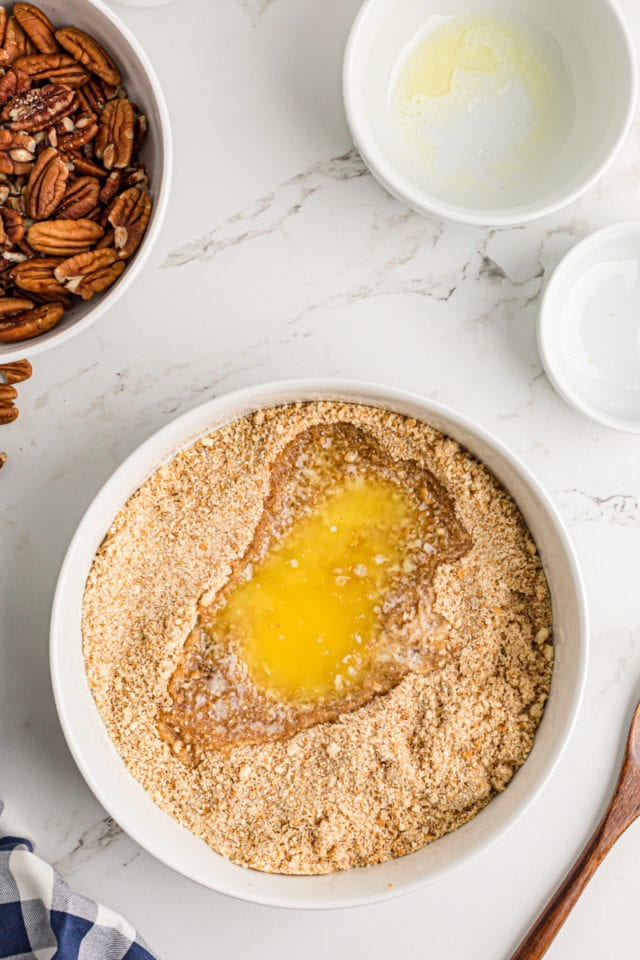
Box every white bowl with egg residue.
[51,379,588,908]
[343,0,636,226]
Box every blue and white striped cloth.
[0,800,158,960]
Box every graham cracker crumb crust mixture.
[82,401,553,876]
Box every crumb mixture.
[82,401,553,875]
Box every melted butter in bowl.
[389,12,575,207]
[224,476,416,701]
[158,423,471,755]
[346,0,635,223]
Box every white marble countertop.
[2,0,640,956]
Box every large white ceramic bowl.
[0,0,172,362]
[51,380,588,908]
[343,0,636,226]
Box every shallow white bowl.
[0,0,172,362]
[539,222,640,434]
[343,0,636,226]
[51,380,588,908]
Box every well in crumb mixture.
[82,401,553,875]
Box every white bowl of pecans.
[0,0,172,361]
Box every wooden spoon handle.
[510,743,640,960]
[511,701,640,960]
[509,808,615,960]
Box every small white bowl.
[51,380,588,909]
[539,222,640,434]
[343,0,636,226]
[0,0,172,363]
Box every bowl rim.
[0,0,173,362]
[342,0,638,227]
[50,378,589,908]
[538,220,640,434]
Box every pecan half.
[55,27,121,86]
[14,2,58,54]
[55,109,97,151]
[108,187,151,259]
[14,52,87,86]
[0,65,30,105]
[0,300,62,340]
[0,358,32,383]
[0,383,18,401]
[75,74,116,114]
[21,289,70,309]
[3,196,26,216]
[2,81,75,131]
[0,8,7,46]
[95,97,134,170]
[1,15,35,64]
[133,112,147,152]
[0,207,25,244]
[16,238,36,258]
[62,150,106,178]
[0,404,18,423]
[0,296,33,316]
[123,163,148,190]
[12,257,63,296]
[25,144,68,217]
[54,247,124,299]
[27,217,103,255]
[0,127,34,173]
[99,169,122,205]
[55,175,100,219]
